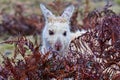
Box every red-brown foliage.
[0,1,120,80]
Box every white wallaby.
[40,4,86,56]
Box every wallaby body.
[40,4,86,56]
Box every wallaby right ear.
[61,5,75,21]
[40,4,54,20]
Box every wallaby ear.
[40,4,54,20]
[61,5,75,21]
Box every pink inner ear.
[65,13,69,17]
[68,8,72,12]
[62,13,69,18]
[46,12,50,16]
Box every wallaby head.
[40,4,75,55]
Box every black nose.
[55,42,62,51]
[56,46,60,51]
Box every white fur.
[71,30,86,40]
[40,4,86,56]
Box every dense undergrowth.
[0,1,120,80]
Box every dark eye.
[63,31,67,36]
[49,30,54,35]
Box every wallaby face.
[40,4,75,55]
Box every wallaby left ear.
[61,5,75,21]
[40,3,54,20]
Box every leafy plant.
[0,0,120,80]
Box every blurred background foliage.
[0,1,120,79]
[0,0,120,15]
[0,0,120,62]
